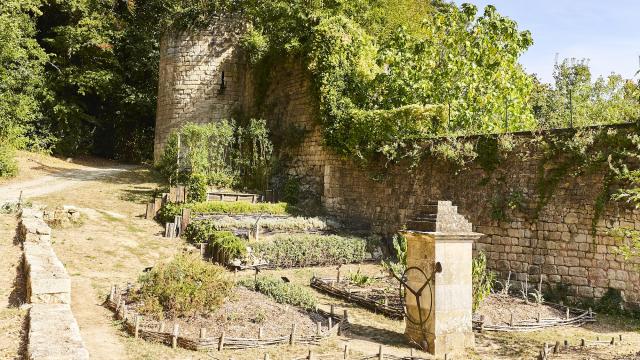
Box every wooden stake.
[308,350,313,360]
[343,310,349,322]
[289,324,297,345]
[330,305,335,317]
[566,307,570,319]
[200,328,207,339]
[610,337,615,345]
[218,332,225,351]
[109,285,116,302]
[378,345,383,360]
[553,341,560,354]
[200,243,206,257]
[316,322,321,335]
[134,315,141,339]
[264,354,269,360]
[145,202,155,220]
[509,312,514,327]
[159,322,165,332]
[172,324,179,349]
[343,344,349,359]
[537,311,541,323]
[259,327,264,339]
[328,317,333,329]
[580,338,585,347]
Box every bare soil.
[131,287,328,338]
[476,293,566,325]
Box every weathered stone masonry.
[154,23,640,306]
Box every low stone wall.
[18,208,88,359]
[28,304,89,360]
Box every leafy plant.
[156,200,291,224]
[186,173,208,203]
[472,252,495,312]
[239,276,317,310]
[207,231,246,264]
[495,271,513,296]
[134,253,233,319]
[185,216,332,237]
[348,268,375,286]
[250,234,368,268]
[383,234,407,277]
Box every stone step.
[406,220,437,232]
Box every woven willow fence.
[107,285,347,351]
[473,302,596,332]
[310,277,404,319]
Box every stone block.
[24,242,71,304]
[28,304,89,360]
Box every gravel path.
[0,165,134,204]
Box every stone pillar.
[401,201,482,356]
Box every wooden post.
[343,310,348,322]
[336,266,341,283]
[218,332,225,351]
[173,215,182,236]
[172,324,179,349]
[580,338,585,347]
[316,322,321,335]
[378,345,383,360]
[154,196,162,216]
[200,243,206,258]
[588,307,593,318]
[343,344,349,359]
[328,317,333,329]
[165,223,172,238]
[109,285,116,303]
[181,208,191,233]
[553,341,560,354]
[264,354,269,360]
[610,337,615,345]
[566,307,570,320]
[259,327,264,339]
[509,312,514,327]
[619,334,623,341]
[289,324,297,345]
[308,350,313,360]
[159,322,165,332]
[563,339,568,348]
[330,305,335,317]
[200,328,207,339]
[134,315,141,339]
[537,311,541,323]
[145,202,155,220]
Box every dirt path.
[0,214,27,360]
[0,165,133,204]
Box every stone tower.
[154,19,248,160]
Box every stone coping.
[28,304,89,360]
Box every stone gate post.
[401,201,483,356]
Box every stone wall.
[319,129,640,306]
[154,18,247,160]
[18,208,89,359]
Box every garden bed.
[473,293,596,332]
[107,286,347,351]
[310,276,404,319]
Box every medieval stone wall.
[154,19,247,160]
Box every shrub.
[383,234,407,277]
[156,201,291,224]
[472,252,495,312]
[184,216,331,239]
[208,231,246,264]
[250,234,367,268]
[134,253,233,319]
[0,145,18,178]
[186,173,208,203]
[239,276,317,310]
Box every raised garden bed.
[472,293,596,332]
[310,276,404,319]
[107,285,348,351]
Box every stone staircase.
[406,200,472,233]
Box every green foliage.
[158,200,290,224]
[207,231,246,264]
[250,234,367,268]
[0,146,19,178]
[472,252,495,312]
[348,268,375,286]
[239,276,317,310]
[157,121,236,187]
[531,59,640,129]
[489,190,525,222]
[383,234,407,277]
[186,173,208,203]
[610,227,640,266]
[156,120,273,191]
[0,0,48,170]
[134,253,233,319]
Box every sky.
[456,1,640,83]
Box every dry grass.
[0,214,27,360]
